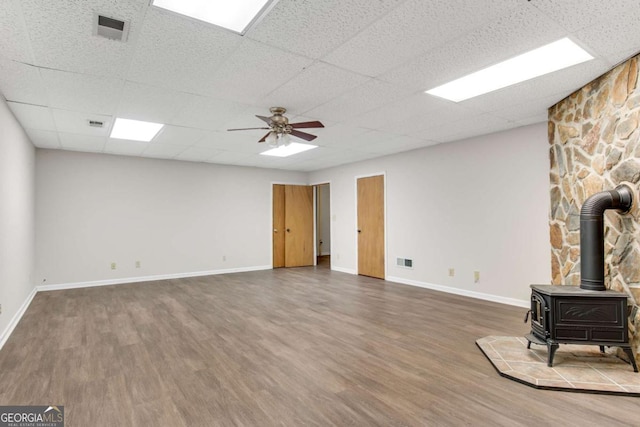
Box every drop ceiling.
[0,0,639,172]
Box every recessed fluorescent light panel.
[110,118,164,142]
[425,38,593,102]
[151,0,279,34]
[260,142,318,157]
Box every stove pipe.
[580,184,633,291]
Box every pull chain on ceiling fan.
[227,107,324,146]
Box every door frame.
[270,181,316,268]
[310,180,332,265]
[354,172,387,279]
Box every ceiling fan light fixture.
[266,132,278,147]
[280,133,291,146]
[151,0,279,34]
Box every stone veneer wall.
[548,53,640,359]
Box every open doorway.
[315,183,331,268]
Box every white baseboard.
[0,287,37,351]
[386,276,529,308]
[331,266,357,275]
[37,265,272,292]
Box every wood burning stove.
[526,185,638,372]
[526,284,637,372]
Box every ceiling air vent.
[93,13,130,41]
[88,120,104,128]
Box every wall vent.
[88,120,104,128]
[93,13,130,41]
[396,257,413,268]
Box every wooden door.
[284,185,314,267]
[357,175,385,279]
[272,184,285,268]
[273,184,314,268]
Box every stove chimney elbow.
[580,184,633,291]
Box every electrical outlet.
[449,268,455,277]
[135,261,141,268]
[110,262,116,270]
[474,271,480,283]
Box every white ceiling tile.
[532,0,637,33]
[324,0,521,77]
[393,101,477,136]
[515,114,548,127]
[247,0,404,59]
[305,79,414,122]
[152,126,207,147]
[52,109,112,136]
[350,93,460,130]
[380,5,567,91]
[203,39,314,104]
[141,143,187,159]
[174,146,221,162]
[194,131,267,153]
[41,69,123,115]
[572,10,640,66]
[418,114,516,143]
[170,94,249,131]
[488,95,564,123]
[18,0,148,77]
[116,82,191,124]
[208,150,255,165]
[362,135,432,155]
[104,139,149,156]
[339,130,399,150]
[7,102,56,131]
[0,0,35,63]
[260,62,369,113]
[59,132,106,153]
[127,7,242,93]
[3,1,638,171]
[25,128,60,149]
[0,58,48,105]
[311,123,370,147]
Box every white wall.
[34,123,550,303]
[310,123,550,304]
[36,150,307,285]
[0,97,35,340]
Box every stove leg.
[599,346,605,353]
[547,342,559,367]
[622,347,638,372]
[527,340,532,349]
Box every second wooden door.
[357,175,385,279]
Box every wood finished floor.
[1,267,638,426]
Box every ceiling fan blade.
[256,115,272,124]
[227,127,270,131]
[290,120,324,129]
[290,129,318,141]
[258,132,272,143]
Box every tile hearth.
[477,336,640,396]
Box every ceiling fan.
[227,107,324,145]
